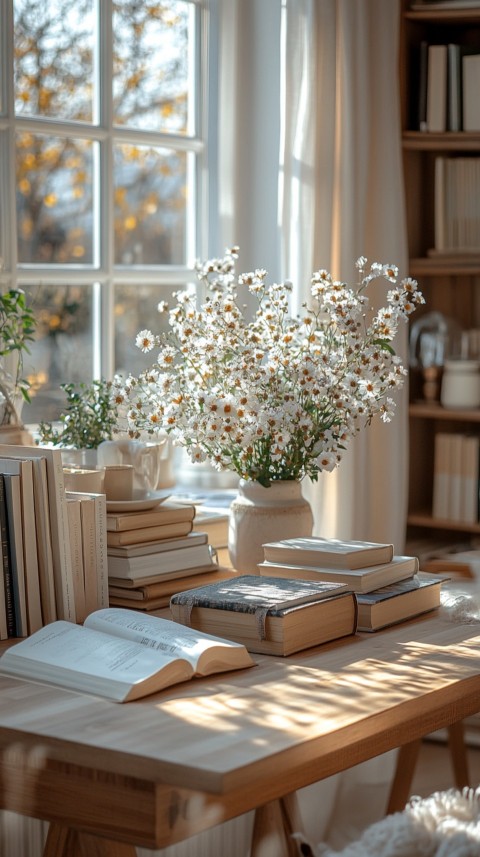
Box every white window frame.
[0,0,216,384]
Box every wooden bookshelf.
[401,1,480,545]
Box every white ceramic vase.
[228,479,314,573]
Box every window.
[0,0,212,423]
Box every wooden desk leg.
[448,721,470,788]
[251,792,303,857]
[386,739,421,815]
[44,823,137,857]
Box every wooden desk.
[0,614,479,856]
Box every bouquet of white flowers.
[113,247,424,487]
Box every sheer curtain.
[279,0,409,554]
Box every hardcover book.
[262,537,394,570]
[355,573,447,632]
[106,502,195,532]
[109,565,238,602]
[0,607,255,703]
[258,555,419,593]
[107,541,216,580]
[107,519,193,547]
[106,531,208,558]
[170,574,357,656]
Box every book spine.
[95,494,109,609]
[48,451,76,622]
[31,459,57,624]
[3,474,28,637]
[427,44,447,132]
[0,475,11,638]
[67,498,86,623]
[418,40,428,131]
[463,53,480,131]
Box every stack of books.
[107,501,236,611]
[0,444,107,640]
[257,537,447,632]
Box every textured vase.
[228,479,314,573]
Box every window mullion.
[97,0,115,379]
[3,0,18,285]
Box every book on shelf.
[432,431,452,520]
[432,432,480,524]
[434,157,447,252]
[461,435,480,523]
[109,566,239,611]
[433,157,480,253]
[0,445,75,622]
[107,531,208,558]
[449,432,464,522]
[3,473,28,637]
[0,607,255,703]
[170,574,357,656]
[107,539,216,580]
[261,537,394,570]
[418,40,428,132]
[463,53,480,131]
[448,43,462,133]
[107,519,193,547]
[427,44,447,133]
[355,572,447,633]
[106,502,195,532]
[258,555,420,593]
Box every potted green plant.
[36,379,118,466]
[0,286,37,442]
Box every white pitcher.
[97,439,164,494]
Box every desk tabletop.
[0,614,479,800]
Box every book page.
[84,607,251,671]
[0,621,192,701]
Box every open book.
[0,608,255,702]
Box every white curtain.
[2,2,408,854]
[279,0,409,554]
[217,0,406,850]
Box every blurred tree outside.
[9,0,199,422]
